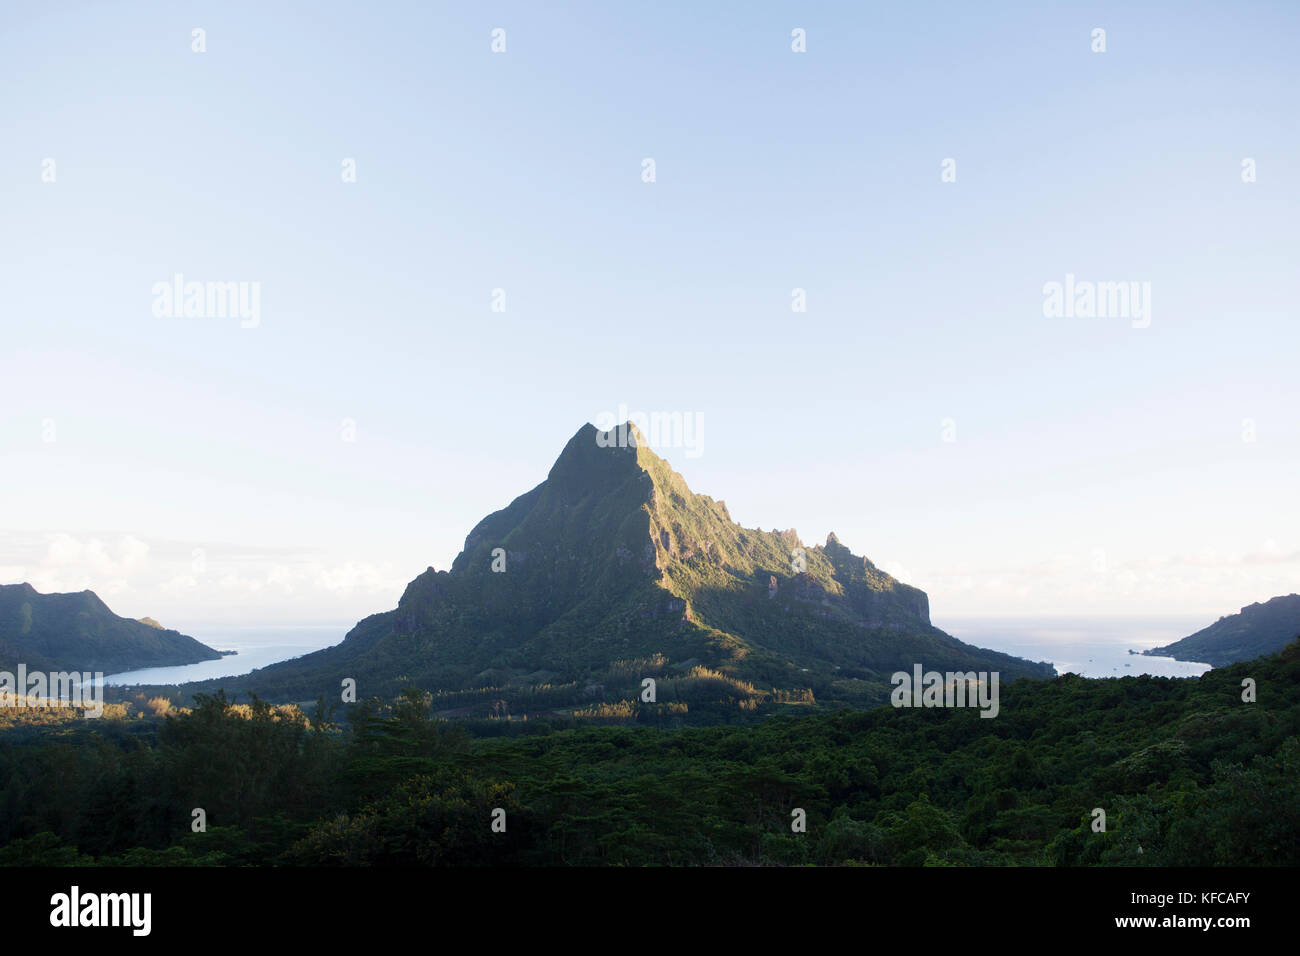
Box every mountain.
[186,423,1054,714]
[1144,594,1300,668]
[0,583,221,673]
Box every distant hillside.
[184,422,1054,714]
[1145,594,1300,667]
[0,584,221,673]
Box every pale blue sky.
[2,1,1297,629]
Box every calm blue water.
[937,616,1214,679]
[101,617,1216,688]
[102,625,348,686]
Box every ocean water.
[100,617,1217,688]
[102,625,348,686]
[937,616,1215,679]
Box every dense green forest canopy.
[2,640,1297,867]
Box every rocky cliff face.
[194,422,1053,708]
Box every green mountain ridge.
[182,422,1054,713]
[1145,594,1300,668]
[0,583,222,673]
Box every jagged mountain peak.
[544,422,654,498]
[417,423,931,626]
[207,422,1055,709]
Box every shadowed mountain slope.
[1146,594,1300,668]
[182,423,1054,713]
[0,583,221,673]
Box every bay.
[102,625,348,687]
[938,615,1214,679]
[100,617,1218,689]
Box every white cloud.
[0,531,411,625]
[913,542,1300,617]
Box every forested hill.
[179,421,1052,712]
[0,583,221,673]
[3,639,1297,866]
[1145,594,1300,667]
